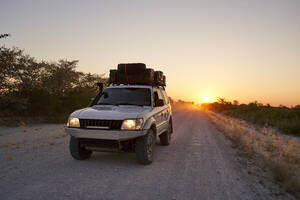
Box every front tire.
[135,130,155,165]
[69,136,92,160]
[159,122,171,146]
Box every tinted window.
[96,88,151,106]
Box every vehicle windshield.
[96,88,151,106]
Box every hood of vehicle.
[72,105,152,120]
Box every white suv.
[65,85,173,164]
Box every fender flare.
[143,117,157,133]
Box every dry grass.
[207,111,300,198]
[270,162,300,194]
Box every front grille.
[79,119,123,130]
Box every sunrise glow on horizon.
[1,0,299,106]
[202,97,212,104]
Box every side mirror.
[156,99,164,107]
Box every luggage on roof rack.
[117,63,146,74]
[109,63,166,86]
[157,75,166,86]
[109,69,117,83]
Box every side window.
[153,88,165,106]
[161,90,169,104]
[153,91,159,105]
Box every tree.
[233,100,239,106]
[0,45,106,121]
[0,46,42,95]
[217,97,228,105]
[294,105,300,110]
[42,60,81,95]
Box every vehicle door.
[159,89,170,132]
[152,88,166,134]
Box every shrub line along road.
[0,111,282,200]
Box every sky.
[1,0,300,106]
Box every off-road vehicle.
[65,63,173,164]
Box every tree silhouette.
[0,46,107,123]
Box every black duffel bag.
[145,68,154,85]
[117,63,146,74]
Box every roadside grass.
[207,111,300,198]
[270,162,300,195]
[202,102,300,136]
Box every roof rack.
[108,83,165,90]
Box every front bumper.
[65,127,148,141]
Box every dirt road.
[0,111,282,200]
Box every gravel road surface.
[0,111,282,200]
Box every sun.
[201,96,211,103]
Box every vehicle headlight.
[121,119,143,130]
[67,117,80,128]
